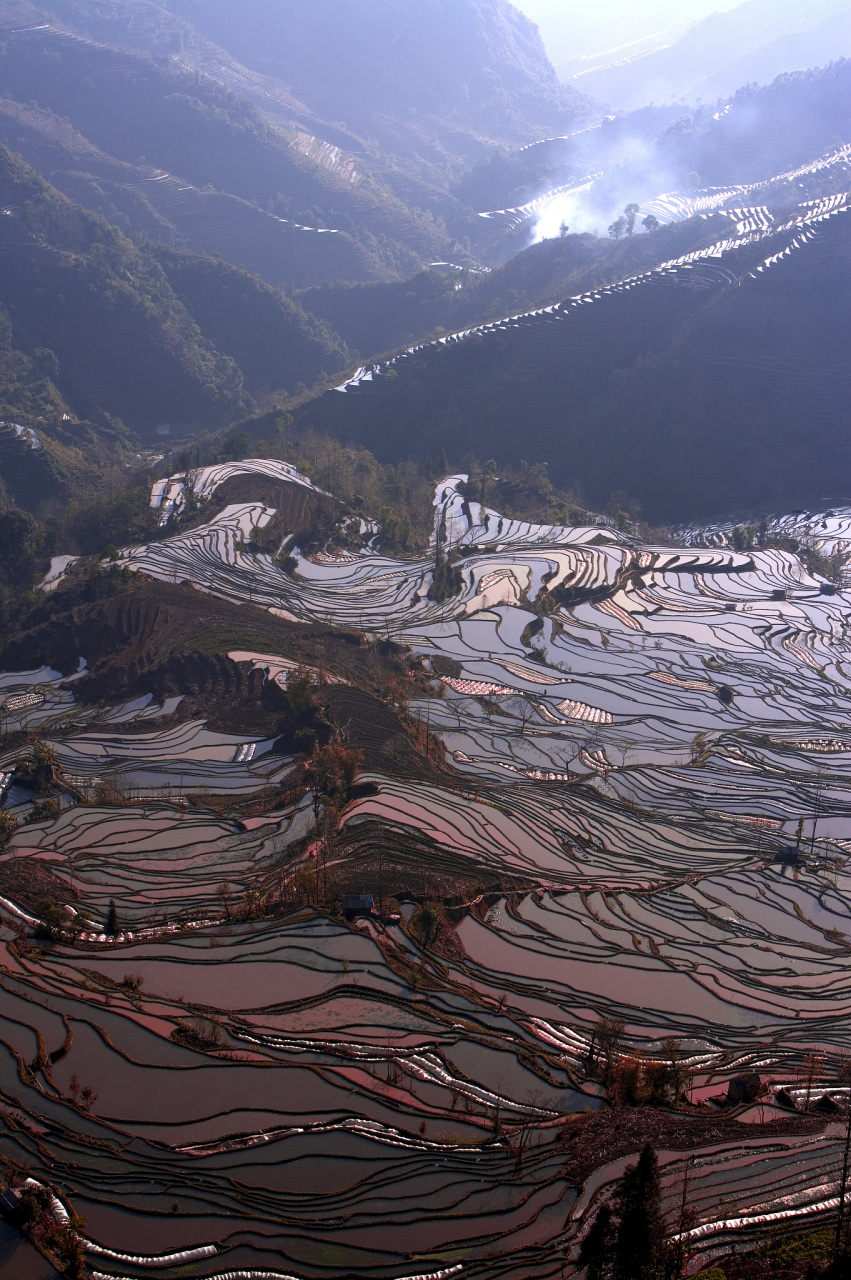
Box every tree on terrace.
[217,880,232,920]
[731,524,757,551]
[480,458,498,508]
[578,1203,615,1280]
[306,742,362,814]
[429,542,463,603]
[413,900,440,947]
[521,459,553,497]
[662,1036,687,1103]
[613,1144,666,1280]
[517,698,536,736]
[35,899,66,941]
[624,203,640,236]
[802,1052,824,1112]
[595,1014,626,1085]
[0,809,19,845]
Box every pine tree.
[614,1144,665,1280]
[578,1203,615,1280]
[105,900,119,937]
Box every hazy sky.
[513,0,744,63]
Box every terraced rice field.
[3,462,851,1275]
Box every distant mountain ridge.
[513,0,738,73]
[574,0,851,109]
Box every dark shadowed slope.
[0,145,244,429]
[0,145,349,432]
[0,96,389,290]
[153,248,350,395]
[295,200,851,524]
[296,216,726,360]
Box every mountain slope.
[0,97,390,290]
[659,61,851,188]
[165,0,591,166]
[0,21,466,281]
[449,61,851,253]
[296,216,725,360]
[0,144,350,440]
[154,248,350,394]
[0,144,246,430]
[290,198,851,524]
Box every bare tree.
[596,1016,626,1085]
[517,698,536,737]
[509,1090,555,1172]
[803,1052,824,1112]
[216,881,232,921]
[809,770,826,866]
[492,1072,505,1137]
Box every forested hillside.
[0,146,349,434]
[0,20,466,280]
[154,248,350,394]
[297,215,726,359]
[164,0,591,174]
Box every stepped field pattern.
[3,463,851,1275]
